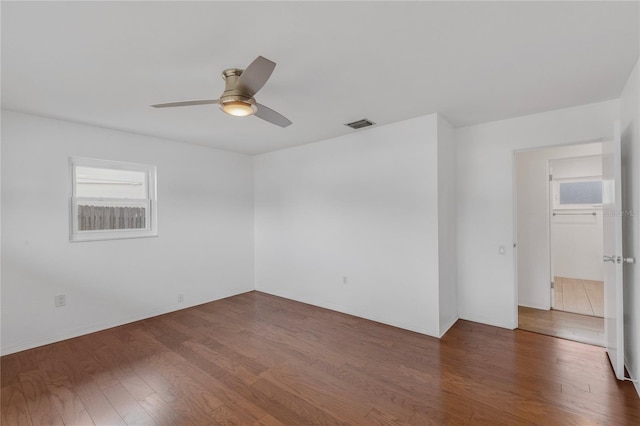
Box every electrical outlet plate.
[55,294,66,307]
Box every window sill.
[69,232,159,243]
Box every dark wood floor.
[2,291,639,425]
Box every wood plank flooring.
[553,276,604,317]
[518,305,605,347]
[2,291,639,425]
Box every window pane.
[559,181,602,204]
[77,202,146,230]
[75,166,147,199]
[70,158,157,241]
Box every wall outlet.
[343,276,348,285]
[178,293,184,303]
[55,294,66,307]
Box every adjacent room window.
[559,181,602,205]
[69,157,157,241]
[552,178,602,210]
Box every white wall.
[515,144,602,310]
[551,155,602,180]
[254,114,448,337]
[437,115,458,335]
[456,100,619,329]
[620,58,640,394]
[1,110,255,355]
[550,155,603,282]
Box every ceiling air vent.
[345,118,375,129]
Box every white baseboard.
[439,315,459,337]
[256,289,440,338]
[1,289,253,356]
[518,302,550,311]
[458,311,516,330]
[624,357,640,398]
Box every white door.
[602,121,624,380]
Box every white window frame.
[551,175,603,211]
[69,157,158,242]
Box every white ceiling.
[2,1,638,155]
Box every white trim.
[518,302,550,311]
[512,150,520,328]
[626,357,640,398]
[459,311,517,330]
[512,139,606,331]
[548,159,554,311]
[255,289,441,338]
[0,289,253,356]
[439,316,459,337]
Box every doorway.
[515,143,605,346]
[549,155,604,319]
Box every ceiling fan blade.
[151,99,218,108]
[255,103,292,128]
[236,56,276,97]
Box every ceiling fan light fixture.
[152,56,290,127]
[220,100,256,117]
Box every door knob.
[622,257,636,264]
[603,255,616,263]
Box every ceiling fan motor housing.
[218,69,257,114]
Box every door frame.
[547,154,604,312]
[512,138,606,329]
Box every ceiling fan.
[151,56,292,128]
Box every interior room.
[516,143,606,346]
[2,1,640,424]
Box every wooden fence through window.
[78,205,145,230]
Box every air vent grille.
[345,118,375,129]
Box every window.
[69,157,157,241]
[552,177,602,210]
[559,181,602,205]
